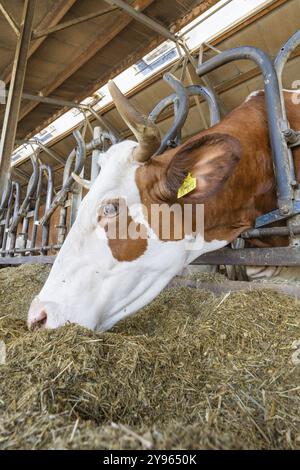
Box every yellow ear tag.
[177,172,197,199]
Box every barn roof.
[1,0,299,192]
[0,0,216,142]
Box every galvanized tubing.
[149,83,221,154]
[39,129,86,227]
[275,29,300,87]
[30,164,53,255]
[0,181,20,256]
[196,46,295,218]
[151,73,189,155]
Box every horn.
[71,172,92,190]
[108,80,161,162]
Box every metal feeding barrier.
[0,30,300,267]
[0,127,116,264]
[193,29,300,267]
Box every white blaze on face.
[28,140,227,332]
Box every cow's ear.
[164,133,242,202]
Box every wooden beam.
[1,0,77,84]
[33,6,119,39]
[18,0,155,123]
[0,1,20,37]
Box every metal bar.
[149,83,220,154]
[40,130,86,225]
[91,127,101,182]
[0,0,36,198]
[33,6,119,38]
[87,107,120,142]
[9,154,39,232]
[103,0,178,42]
[0,255,56,265]
[274,29,300,87]
[154,73,189,154]
[196,46,294,217]
[13,167,30,181]
[274,30,300,185]
[192,247,300,266]
[242,225,300,239]
[22,91,88,109]
[21,139,65,165]
[0,1,20,36]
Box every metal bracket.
[283,128,300,148]
[255,200,300,228]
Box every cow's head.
[28,82,241,331]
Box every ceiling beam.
[20,0,222,139]
[1,0,77,84]
[0,1,20,37]
[103,0,178,42]
[17,0,155,123]
[33,6,119,39]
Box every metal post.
[0,0,36,198]
[274,29,300,246]
[91,127,101,182]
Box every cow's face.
[28,140,191,331]
[27,82,240,332]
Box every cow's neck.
[137,94,276,245]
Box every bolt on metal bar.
[196,46,295,217]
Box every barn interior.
[0,0,300,452]
[0,0,299,265]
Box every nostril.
[30,310,47,331]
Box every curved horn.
[71,172,92,190]
[108,80,161,162]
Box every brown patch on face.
[100,198,148,262]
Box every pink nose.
[28,309,47,331]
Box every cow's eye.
[101,202,119,218]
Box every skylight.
[12,0,274,166]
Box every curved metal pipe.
[152,73,189,155]
[274,29,300,84]
[30,164,54,253]
[0,178,12,218]
[1,182,20,255]
[39,130,86,225]
[274,29,300,131]
[9,154,39,233]
[196,46,294,216]
[149,84,220,154]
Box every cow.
[27,82,300,332]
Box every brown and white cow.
[27,83,300,331]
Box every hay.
[0,264,300,449]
